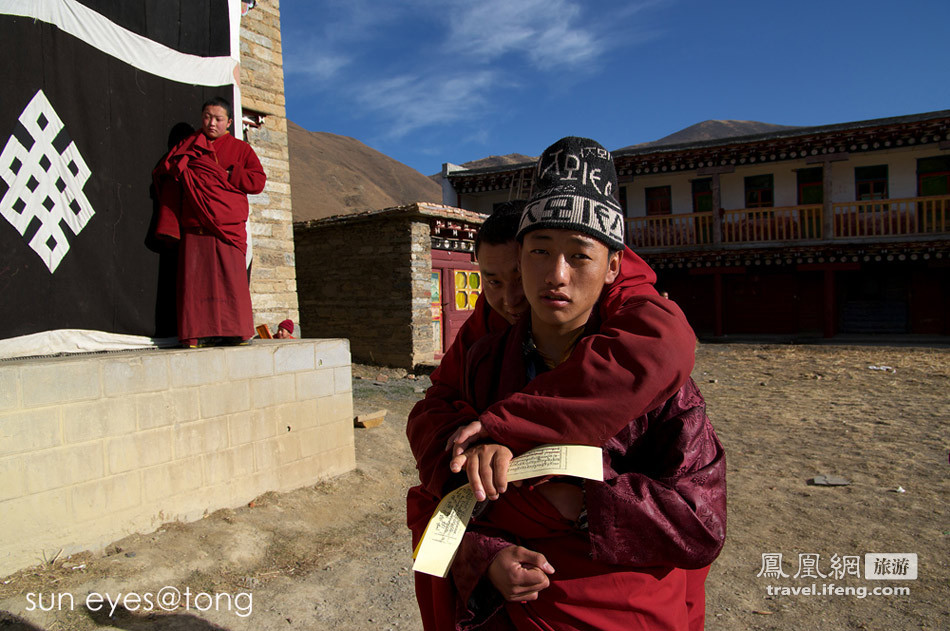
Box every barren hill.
[287,120,800,222]
[622,119,799,150]
[288,121,441,222]
[428,153,537,183]
[458,153,537,170]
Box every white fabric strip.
[228,0,244,140]
[0,0,237,87]
[0,329,178,359]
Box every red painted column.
[823,269,836,338]
[714,272,724,337]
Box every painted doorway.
[431,249,479,355]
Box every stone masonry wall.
[295,217,434,368]
[240,1,299,330]
[0,340,354,576]
[408,220,435,367]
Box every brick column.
[239,1,300,330]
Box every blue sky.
[281,0,950,176]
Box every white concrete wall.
[0,339,355,576]
[838,146,938,200]
[463,190,511,215]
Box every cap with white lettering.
[517,136,625,251]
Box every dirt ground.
[1,343,948,631]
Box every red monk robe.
[153,130,266,344]
[451,314,726,630]
[407,247,695,497]
[407,248,714,630]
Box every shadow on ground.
[85,605,229,630]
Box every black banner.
[75,0,230,56]
[0,5,232,340]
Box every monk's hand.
[446,420,486,456]
[451,444,512,501]
[171,155,190,178]
[487,545,555,602]
[449,420,486,455]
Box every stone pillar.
[239,1,300,330]
[711,173,723,246]
[697,166,734,246]
[807,153,848,241]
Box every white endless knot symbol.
[0,89,95,273]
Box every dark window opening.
[797,167,823,205]
[645,186,672,216]
[692,178,712,213]
[917,156,950,196]
[855,165,888,200]
[744,174,774,208]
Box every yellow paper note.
[412,444,603,578]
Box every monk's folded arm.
[585,380,726,569]
[478,297,697,454]
[451,530,514,630]
[228,148,266,195]
[407,298,502,496]
[406,379,479,496]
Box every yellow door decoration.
[454,269,481,311]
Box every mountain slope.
[458,153,537,170]
[429,153,537,183]
[621,120,799,150]
[288,121,441,222]
[286,119,801,222]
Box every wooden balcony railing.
[721,204,823,243]
[624,195,950,249]
[833,195,950,238]
[625,212,714,249]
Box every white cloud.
[284,48,350,82]
[443,0,602,69]
[353,70,498,138]
[284,0,667,142]
[282,0,407,82]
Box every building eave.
[293,202,488,230]
[446,109,950,193]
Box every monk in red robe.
[407,203,702,630]
[153,97,266,347]
[408,138,726,630]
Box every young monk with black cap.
[408,137,725,630]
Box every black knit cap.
[517,136,625,251]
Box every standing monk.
[153,97,266,347]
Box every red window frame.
[744,174,774,208]
[797,167,823,204]
[855,165,888,201]
[645,185,672,216]
[917,156,950,196]
[692,178,712,213]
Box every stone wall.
[295,215,433,368]
[0,340,354,576]
[408,221,435,367]
[239,1,299,330]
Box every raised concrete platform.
[0,339,355,576]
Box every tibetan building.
[294,203,484,367]
[442,110,950,338]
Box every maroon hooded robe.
[407,248,717,630]
[153,130,266,343]
[450,315,726,630]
